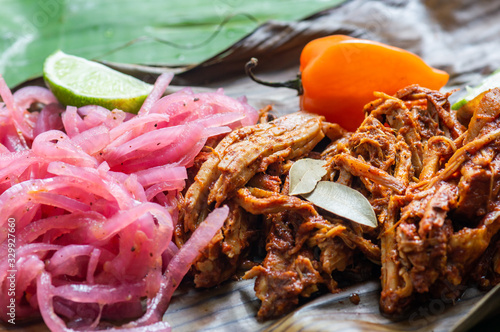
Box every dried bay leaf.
[302,181,378,228]
[289,158,377,227]
[289,158,327,196]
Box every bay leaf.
[289,158,327,196]
[302,181,378,228]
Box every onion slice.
[0,72,257,330]
[124,205,229,328]
[138,73,174,116]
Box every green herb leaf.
[0,0,346,88]
[302,181,378,228]
[289,158,327,196]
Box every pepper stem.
[245,57,303,95]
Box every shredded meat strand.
[180,86,500,320]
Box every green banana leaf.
[0,0,345,88]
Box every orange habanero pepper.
[246,35,449,132]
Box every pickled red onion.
[138,73,174,116]
[0,73,258,330]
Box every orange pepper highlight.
[299,35,449,131]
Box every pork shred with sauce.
[180,84,500,320]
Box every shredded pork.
[179,84,500,320]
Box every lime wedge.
[43,50,153,113]
[452,68,500,110]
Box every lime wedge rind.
[451,68,500,110]
[43,50,153,113]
